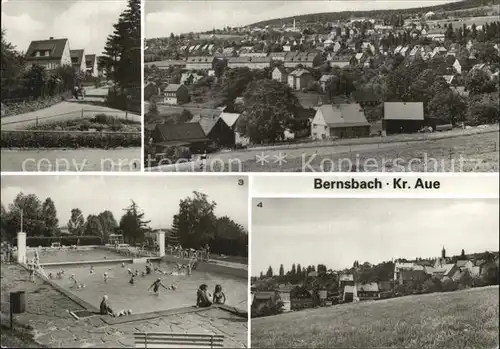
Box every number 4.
[257,202,263,208]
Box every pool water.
[27,248,130,263]
[44,261,247,314]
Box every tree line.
[1,191,247,257]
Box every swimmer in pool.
[135,269,139,276]
[148,278,169,295]
[48,272,53,279]
[90,266,95,274]
[104,272,109,283]
[121,262,125,268]
[129,274,135,285]
[141,271,145,277]
[127,268,132,275]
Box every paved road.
[1,147,141,171]
[1,89,140,130]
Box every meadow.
[251,286,499,349]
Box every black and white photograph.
[251,198,499,348]
[1,0,141,172]
[144,0,499,172]
[0,175,249,348]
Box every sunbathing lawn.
[251,286,499,349]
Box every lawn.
[251,286,499,349]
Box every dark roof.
[25,38,68,60]
[190,117,218,135]
[164,84,185,93]
[85,54,96,66]
[70,49,85,66]
[384,102,424,121]
[401,270,428,281]
[316,104,369,128]
[154,123,208,143]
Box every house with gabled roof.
[189,115,235,148]
[163,84,189,105]
[85,54,98,77]
[311,104,370,140]
[151,123,209,152]
[271,66,288,83]
[383,102,424,134]
[70,49,86,71]
[25,37,72,70]
[287,68,313,91]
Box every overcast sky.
[1,0,128,55]
[1,175,248,230]
[145,0,459,38]
[251,198,499,276]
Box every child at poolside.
[213,285,226,304]
[28,263,35,282]
[100,295,114,316]
[148,278,169,295]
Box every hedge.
[25,236,103,247]
[1,131,141,148]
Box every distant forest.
[248,0,500,27]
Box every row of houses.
[25,37,103,77]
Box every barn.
[383,102,424,134]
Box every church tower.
[441,246,446,259]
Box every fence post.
[125,111,128,121]
[449,148,453,161]
[36,117,39,128]
[81,109,84,119]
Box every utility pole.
[20,209,23,232]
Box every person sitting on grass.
[196,284,212,308]
[148,278,169,295]
[213,284,226,304]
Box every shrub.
[1,130,141,148]
[441,278,458,292]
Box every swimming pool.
[35,248,247,314]
[27,247,136,263]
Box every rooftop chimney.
[49,37,54,40]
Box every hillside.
[252,286,499,349]
[248,0,500,27]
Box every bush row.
[1,131,141,148]
[1,93,72,117]
[26,236,103,247]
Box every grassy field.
[147,127,499,172]
[252,286,499,349]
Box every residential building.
[328,56,352,68]
[25,37,72,70]
[186,56,216,70]
[144,60,187,69]
[251,291,281,316]
[269,52,287,61]
[311,104,370,140]
[189,115,235,148]
[227,56,272,69]
[290,286,313,310]
[272,66,288,83]
[288,68,313,91]
[274,286,293,312]
[70,49,86,71]
[219,112,249,146]
[452,59,462,74]
[163,84,189,105]
[85,54,98,77]
[284,51,321,68]
[398,270,429,285]
[383,102,424,134]
[355,283,380,301]
[151,123,209,153]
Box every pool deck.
[0,264,248,348]
[39,257,161,267]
